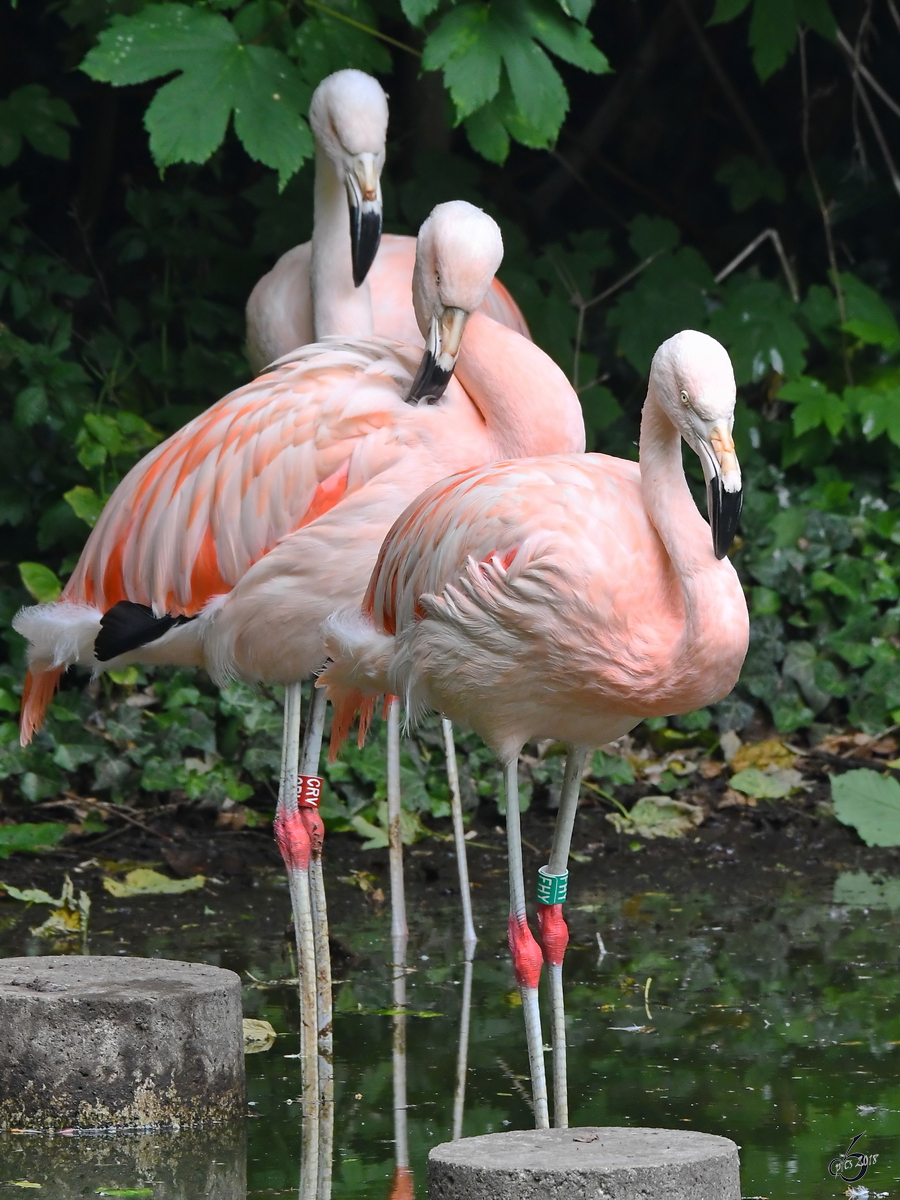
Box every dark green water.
[1,852,899,1198]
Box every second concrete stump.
[0,956,245,1130]
[428,1127,741,1200]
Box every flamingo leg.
[504,757,549,1128]
[299,682,333,1200]
[385,697,413,1195]
[537,744,589,1129]
[451,954,474,1141]
[273,683,319,1187]
[442,717,477,958]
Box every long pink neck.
[637,384,746,708]
[453,314,586,458]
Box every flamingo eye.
[680,389,690,405]
[435,271,441,286]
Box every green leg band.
[537,866,568,905]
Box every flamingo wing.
[66,340,420,618]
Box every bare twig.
[674,0,777,170]
[889,0,900,35]
[836,28,900,123]
[40,793,174,843]
[714,228,800,302]
[799,26,852,385]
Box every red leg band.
[508,912,543,990]
[536,902,569,968]
[274,807,311,873]
[301,806,324,860]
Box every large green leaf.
[607,249,713,374]
[840,272,900,351]
[831,769,900,847]
[18,561,62,603]
[848,381,900,448]
[82,5,312,186]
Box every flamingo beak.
[700,420,742,559]
[406,306,468,405]
[346,153,382,287]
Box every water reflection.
[2,860,900,1197]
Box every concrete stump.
[428,1127,741,1200]
[0,1123,246,1198]
[0,956,245,1130]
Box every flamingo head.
[652,330,742,559]
[407,201,504,405]
[309,70,388,287]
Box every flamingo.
[320,329,750,1129]
[245,70,529,374]
[13,200,585,1164]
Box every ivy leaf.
[832,769,900,847]
[0,85,78,167]
[18,561,62,603]
[709,277,807,384]
[777,377,845,436]
[0,824,68,859]
[82,5,312,187]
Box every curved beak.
[345,153,382,287]
[698,420,743,558]
[406,306,468,405]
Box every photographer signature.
[828,1132,878,1183]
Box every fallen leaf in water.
[103,869,205,897]
[242,1018,277,1053]
[4,1184,41,1190]
[606,796,704,839]
[94,1191,154,1197]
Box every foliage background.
[1,0,899,833]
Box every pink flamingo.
[321,329,749,1129]
[13,201,585,1160]
[245,70,528,374]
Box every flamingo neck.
[638,384,721,635]
[310,145,374,340]
[453,314,586,458]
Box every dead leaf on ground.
[103,868,205,897]
[700,760,725,778]
[730,740,797,774]
[718,789,758,809]
[606,796,704,839]
[242,1017,277,1053]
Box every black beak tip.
[709,480,743,559]
[350,205,382,288]
[406,350,453,406]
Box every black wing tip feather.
[95,601,195,662]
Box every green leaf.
[606,796,704,840]
[715,154,785,211]
[729,767,794,798]
[500,31,568,147]
[0,824,68,860]
[710,277,807,383]
[840,272,900,350]
[400,0,441,26]
[833,869,900,910]
[18,562,62,603]
[14,385,48,428]
[82,5,312,185]
[748,0,798,79]
[0,85,78,167]
[424,6,502,121]
[628,214,680,260]
[607,249,713,374]
[464,102,510,163]
[831,769,900,847]
[1,884,58,904]
[778,377,845,436]
[525,1,610,73]
[64,486,105,529]
[709,0,751,23]
[847,383,900,448]
[102,868,205,896]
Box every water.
[0,838,898,1198]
